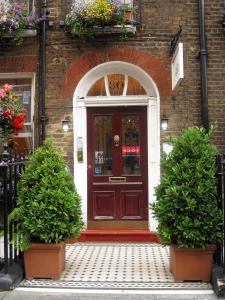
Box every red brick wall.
[0,56,38,73]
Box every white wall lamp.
[62,116,71,132]
[161,114,169,130]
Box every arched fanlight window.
[87,74,147,97]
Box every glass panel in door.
[121,115,141,175]
[93,115,113,175]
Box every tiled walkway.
[62,243,173,282]
[20,243,212,290]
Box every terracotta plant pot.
[24,243,65,280]
[125,11,133,22]
[170,245,216,282]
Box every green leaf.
[10,140,84,250]
[151,126,223,248]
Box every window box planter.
[0,1,40,45]
[3,28,37,39]
[65,0,138,39]
[21,28,37,37]
[0,28,38,46]
[92,24,136,35]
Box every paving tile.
[20,243,212,290]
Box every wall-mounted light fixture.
[161,114,169,130]
[62,116,71,132]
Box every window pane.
[0,78,33,152]
[12,125,33,153]
[127,76,146,95]
[9,0,34,11]
[120,0,133,6]
[87,77,106,96]
[108,74,125,96]
[122,115,141,175]
[13,85,31,123]
[87,74,147,97]
[94,115,113,175]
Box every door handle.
[114,135,120,147]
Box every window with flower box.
[65,0,138,38]
[9,0,35,12]
[121,0,134,22]
[0,74,35,153]
[0,0,38,45]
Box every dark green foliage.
[10,140,83,250]
[151,126,223,248]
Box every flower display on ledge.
[0,84,26,141]
[65,0,138,38]
[0,1,40,45]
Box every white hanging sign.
[171,43,184,90]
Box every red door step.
[75,230,160,243]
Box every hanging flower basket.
[0,1,40,45]
[0,84,26,142]
[65,0,138,38]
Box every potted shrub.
[0,1,39,45]
[10,140,83,280]
[151,126,223,282]
[65,0,137,38]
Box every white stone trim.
[93,25,136,35]
[73,61,160,232]
[77,96,153,107]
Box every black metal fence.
[214,154,225,270]
[0,151,28,279]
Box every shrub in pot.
[10,140,83,280]
[151,126,223,281]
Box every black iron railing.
[214,154,225,270]
[0,152,28,277]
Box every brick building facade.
[1,0,225,232]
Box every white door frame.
[73,61,160,232]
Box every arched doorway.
[73,61,160,232]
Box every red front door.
[87,107,148,230]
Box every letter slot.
[109,177,127,182]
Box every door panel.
[87,107,148,229]
[93,191,115,220]
[120,190,143,219]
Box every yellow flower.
[86,0,115,24]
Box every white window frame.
[97,74,145,97]
[121,0,133,6]
[0,72,35,149]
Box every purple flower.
[0,0,40,40]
